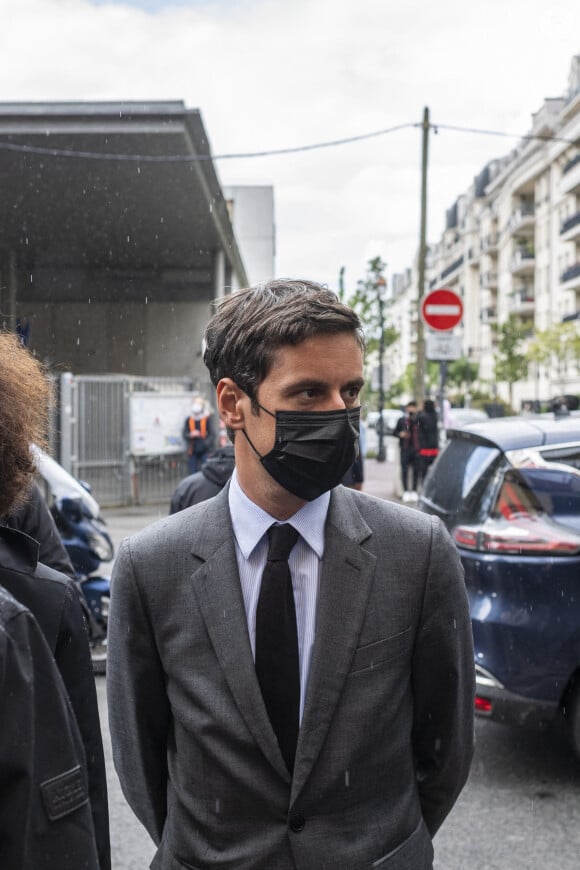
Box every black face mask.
[242,404,360,501]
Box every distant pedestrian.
[169,445,235,513]
[416,400,439,486]
[183,396,214,473]
[394,401,420,501]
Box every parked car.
[446,407,489,429]
[418,416,580,756]
[366,408,402,434]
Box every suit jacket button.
[289,812,305,832]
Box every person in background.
[416,399,439,487]
[108,280,474,870]
[169,444,236,513]
[0,331,109,869]
[394,400,420,501]
[0,583,99,870]
[183,395,214,474]
[3,481,76,580]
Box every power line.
[0,119,576,163]
[0,122,416,163]
[433,122,579,146]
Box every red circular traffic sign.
[421,288,463,331]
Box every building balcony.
[480,233,499,254]
[480,306,498,323]
[440,255,464,281]
[511,248,535,274]
[508,204,535,235]
[560,210,580,242]
[509,287,535,315]
[561,262,580,290]
[480,271,498,288]
[561,154,580,196]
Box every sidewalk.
[102,455,401,553]
[360,456,399,502]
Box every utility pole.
[376,275,387,462]
[414,107,430,406]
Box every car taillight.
[453,515,580,555]
[475,696,493,714]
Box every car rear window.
[495,465,580,534]
[421,437,501,520]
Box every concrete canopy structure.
[0,101,248,376]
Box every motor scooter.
[51,494,113,672]
[33,446,113,673]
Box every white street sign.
[426,332,462,361]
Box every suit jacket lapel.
[291,487,376,802]
[188,488,291,782]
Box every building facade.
[388,55,580,410]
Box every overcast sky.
[1,0,579,290]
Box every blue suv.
[418,415,580,755]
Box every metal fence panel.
[59,373,206,507]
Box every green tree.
[527,322,580,392]
[339,258,399,357]
[391,361,439,401]
[493,315,529,408]
[447,358,480,392]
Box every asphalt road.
[98,459,580,869]
[98,673,580,870]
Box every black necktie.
[255,523,300,773]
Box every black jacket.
[0,526,110,870]
[0,584,100,870]
[170,445,235,514]
[4,482,76,581]
[417,410,439,451]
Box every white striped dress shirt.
[228,469,329,721]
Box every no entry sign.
[421,288,463,331]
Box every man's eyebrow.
[282,377,365,393]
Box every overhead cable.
[0,119,576,163]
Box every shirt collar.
[228,468,330,559]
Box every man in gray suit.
[108,279,474,870]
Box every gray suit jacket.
[108,485,474,870]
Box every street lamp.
[376,274,387,463]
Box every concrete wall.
[19,300,213,381]
[223,185,275,285]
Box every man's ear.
[216,379,247,432]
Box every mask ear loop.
[239,401,277,459]
[240,427,263,459]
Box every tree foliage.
[339,257,399,356]
[493,315,529,406]
[447,358,480,390]
[526,322,580,390]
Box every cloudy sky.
[1,0,579,290]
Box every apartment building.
[388,55,580,410]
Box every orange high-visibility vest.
[188,416,207,438]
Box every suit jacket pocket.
[349,627,412,675]
[151,840,202,870]
[372,817,433,869]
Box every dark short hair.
[0,332,51,517]
[203,280,365,404]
